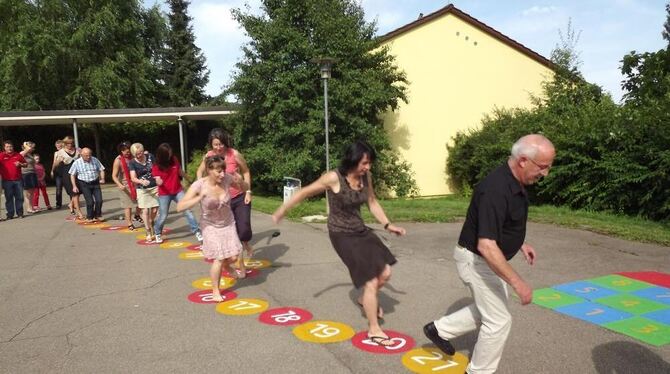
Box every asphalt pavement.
[0,185,668,373]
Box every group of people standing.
[0,139,58,219]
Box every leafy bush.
[446,62,670,221]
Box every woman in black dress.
[273,141,405,346]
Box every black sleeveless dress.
[327,170,397,288]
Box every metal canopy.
[0,107,233,126]
[0,106,234,171]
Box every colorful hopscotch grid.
[533,272,670,347]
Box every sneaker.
[195,231,203,243]
[47,206,53,210]
[423,322,455,355]
[145,234,153,243]
[154,235,163,244]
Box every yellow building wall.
[381,14,554,196]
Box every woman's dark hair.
[207,128,231,149]
[338,140,376,174]
[155,143,175,171]
[205,155,226,171]
[116,141,131,154]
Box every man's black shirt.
[458,163,528,260]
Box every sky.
[144,0,668,102]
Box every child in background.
[32,154,52,211]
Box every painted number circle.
[179,251,204,260]
[222,268,260,279]
[120,227,145,234]
[351,330,415,354]
[187,289,238,304]
[186,244,202,251]
[101,225,125,231]
[292,320,355,344]
[216,298,269,316]
[191,277,236,290]
[402,347,469,373]
[259,307,313,326]
[82,223,109,229]
[159,241,192,249]
[244,259,271,269]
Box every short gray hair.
[510,134,552,160]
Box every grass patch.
[252,195,670,246]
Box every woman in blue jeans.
[151,143,201,244]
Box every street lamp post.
[312,57,336,171]
[312,57,336,215]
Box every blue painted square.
[553,281,619,301]
[632,287,670,305]
[555,301,633,325]
[643,309,670,325]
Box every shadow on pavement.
[592,341,670,374]
[231,242,290,291]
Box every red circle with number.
[187,243,202,251]
[351,330,415,354]
[101,225,126,231]
[222,268,260,279]
[259,307,313,326]
[187,289,238,304]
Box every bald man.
[69,148,106,222]
[424,134,555,374]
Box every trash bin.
[283,177,301,203]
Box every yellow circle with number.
[82,223,109,229]
[191,277,236,290]
[178,251,204,260]
[402,347,469,373]
[159,241,192,249]
[292,320,355,344]
[120,227,145,234]
[244,259,271,269]
[216,298,269,316]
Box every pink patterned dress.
[191,177,242,260]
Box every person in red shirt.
[152,143,201,244]
[32,153,52,210]
[0,140,28,219]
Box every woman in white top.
[52,136,83,219]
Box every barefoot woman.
[272,141,405,346]
[178,156,249,302]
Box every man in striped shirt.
[70,148,106,222]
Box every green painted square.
[603,316,670,346]
[588,274,653,292]
[595,294,669,315]
[533,288,585,309]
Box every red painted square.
[616,271,670,288]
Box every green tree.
[163,0,210,106]
[228,0,414,196]
[0,0,167,110]
[0,0,71,110]
[65,0,162,109]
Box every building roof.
[0,106,234,127]
[378,3,555,70]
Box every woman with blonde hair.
[178,155,249,301]
[52,136,83,219]
[128,143,159,242]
